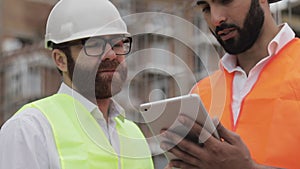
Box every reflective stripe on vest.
[18,94,154,169]
[191,38,300,168]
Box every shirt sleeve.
[0,109,50,169]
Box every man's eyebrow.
[196,0,207,5]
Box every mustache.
[215,23,239,35]
[98,59,121,71]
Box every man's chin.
[95,88,122,100]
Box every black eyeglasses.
[55,36,132,57]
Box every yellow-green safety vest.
[18,94,154,169]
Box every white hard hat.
[45,0,129,49]
[269,0,281,3]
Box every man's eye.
[221,0,232,4]
[195,1,210,13]
[202,6,210,13]
[113,43,123,48]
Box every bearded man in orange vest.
[161,0,300,168]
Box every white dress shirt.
[220,23,295,125]
[0,83,124,169]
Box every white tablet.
[139,94,219,160]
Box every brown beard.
[94,59,127,99]
[68,56,127,101]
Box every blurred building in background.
[0,0,61,126]
[0,0,299,168]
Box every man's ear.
[52,49,68,73]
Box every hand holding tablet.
[139,94,220,160]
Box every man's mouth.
[217,27,237,41]
[99,69,116,73]
[97,69,118,76]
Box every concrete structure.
[0,44,61,123]
[0,0,60,127]
[271,0,300,36]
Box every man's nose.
[210,6,227,27]
[101,43,117,61]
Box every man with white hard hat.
[0,0,154,168]
[162,0,300,168]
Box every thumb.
[215,119,239,145]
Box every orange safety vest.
[191,38,300,168]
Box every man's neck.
[236,20,280,75]
[62,79,112,122]
[96,98,111,122]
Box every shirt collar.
[267,23,295,56]
[57,82,96,112]
[57,83,125,121]
[110,99,125,122]
[220,23,295,72]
